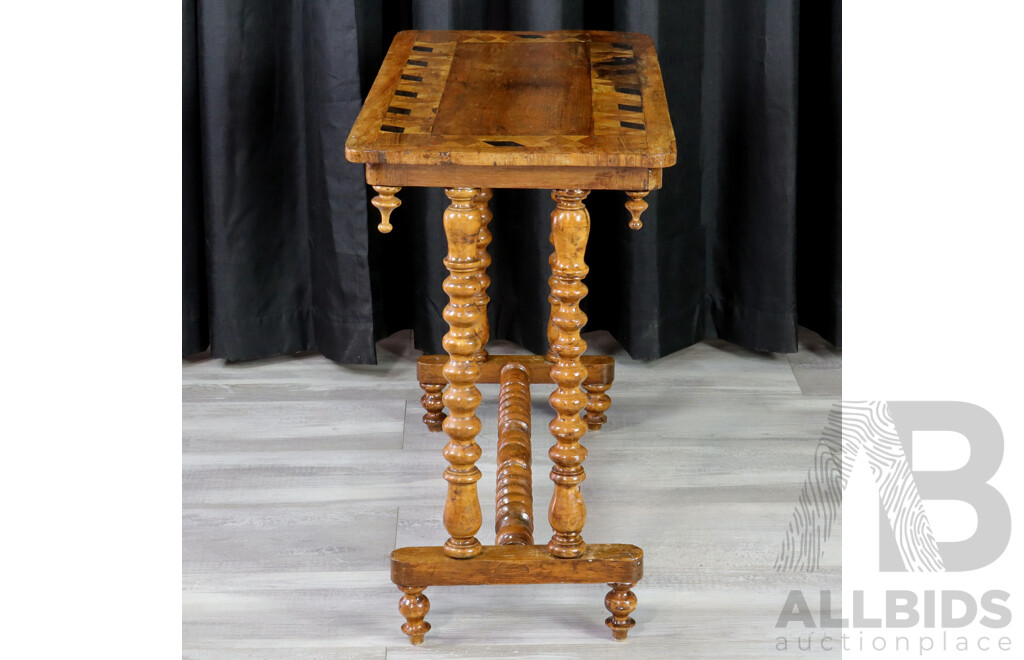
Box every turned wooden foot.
[419,382,446,432]
[582,382,612,431]
[605,582,638,641]
[398,586,431,644]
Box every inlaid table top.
[345,30,677,173]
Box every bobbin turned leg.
[545,195,559,364]
[440,186,485,559]
[545,245,559,363]
[398,586,430,644]
[583,382,612,431]
[605,582,638,640]
[419,382,446,432]
[473,188,493,363]
[546,188,591,559]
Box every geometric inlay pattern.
[377,34,649,148]
[349,30,675,169]
[377,40,457,135]
[590,40,647,135]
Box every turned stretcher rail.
[496,363,533,546]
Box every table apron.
[365,163,662,191]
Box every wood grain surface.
[364,163,662,191]
[495,363,534,546]
[434,43,591,136]
[416,353,614,386]
[544,189,593,559]
[391,544,642,586]
[438,187,486,559]
[345,30,676,169]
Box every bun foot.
[605,582,637,641]
[398,586,431,644]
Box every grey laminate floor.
[183,329,841,659]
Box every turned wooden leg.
[473,188,493,363]
[545,232,558,363]
[605,582,638,640]
[441,186,484,559]
[582,382,612,431]
[546,188,591,559]
[419,382,446,432]
[398,586,431,645]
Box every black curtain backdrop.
[183,0,841,364]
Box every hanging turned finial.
[624,191,649,230]
[371,185,402,233]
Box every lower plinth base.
[392,543,642,585]
[390,544,643,644]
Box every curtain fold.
[183,0,841,363]
[183,0,208,354]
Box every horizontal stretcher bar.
[416,354,614,386]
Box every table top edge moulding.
[345,29,677,183]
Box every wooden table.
[345,29,676,644]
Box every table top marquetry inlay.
[346,30,676,172]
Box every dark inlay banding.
[600,56,636,66]
[407,59,428,67]
[611,42,633,50]
[484,140,524,147]
[620,121,645,130]
[618,103,643,113]
[401,74,422,82]
[394,89,418,98]
[411,45,433,52]
[387,106,411,115]
[381,125,405,133]
[515,34,544,39]
[615,86,642,96]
